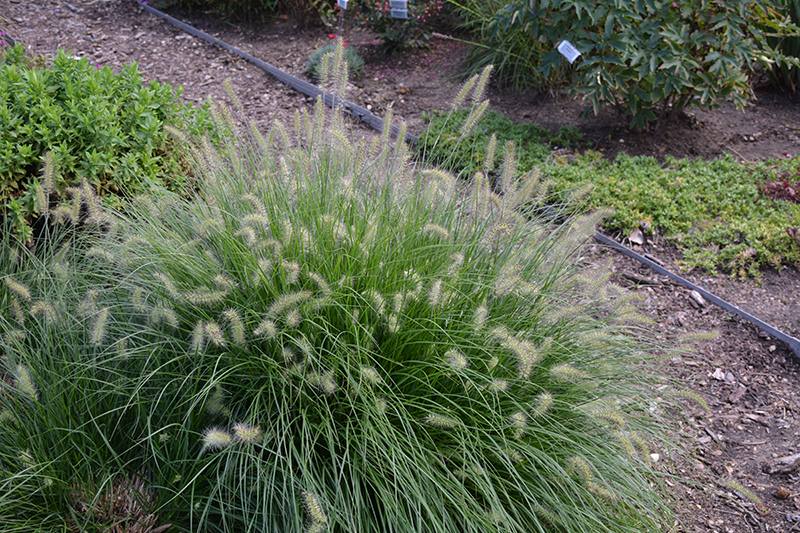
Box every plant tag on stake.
[390,0,408,18]
[337,0,347,8]
[557,40,581,63]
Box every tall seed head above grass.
[4,277,31,301]
[14,364,39,402]
[89,307,109,346]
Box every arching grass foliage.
[0,50,688,533]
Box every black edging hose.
[130,0,800,359]
[129,0,418,144]
[594,232,800,359]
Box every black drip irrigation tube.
[594,232,800,359]
[130,0,418,144]
[131,0,800,359]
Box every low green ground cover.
[546,153,800,277]
[419,107,800,278]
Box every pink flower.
[329,33,336,39]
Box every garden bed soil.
[5,1,800,531]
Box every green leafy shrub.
[351,0,446,52]
[0,45,221,244]
[305,41,365,81]
[491,0,799,131]
[544,152,800,277]
[445,0,571,91]
[767,0,800,94]
[0,57,685,532]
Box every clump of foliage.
[351,0,446,52]
[767,0,800,94]
[0,44,222,243]
[544,153,800,277]
[445,0,571,91]
[418,107,583,179]
[486,0,799,131]
[305,40,365,81]
[0,52,685,533]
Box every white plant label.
[337,0,347,9]
[557,40,581,63]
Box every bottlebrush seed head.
[90,308,110,346]
[202,427,233,451]
[4,277,31,301]
[428,279,443,308]
[14,364,39,402]
[233,423,262,444]
[550,364,587,381]
[531,392,554,418]
[268,290,313,318]
[284,308,302,328]
[253,319,278,339]
[30,301,57,324]
[360,366,384,386]
[223,308,245,345]
[183,290,229,307]
[282,261,302,285]
[422,223,449,240]
[204,321,227,347]
[567,455,593,481]
[302,491,328,524]
[192,320,206,353]
[423,412,461,429]
[445,348,468,372]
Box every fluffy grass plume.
[0,47,681,533]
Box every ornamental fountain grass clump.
[0,47,693,532]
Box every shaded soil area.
[4,1,800,531]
